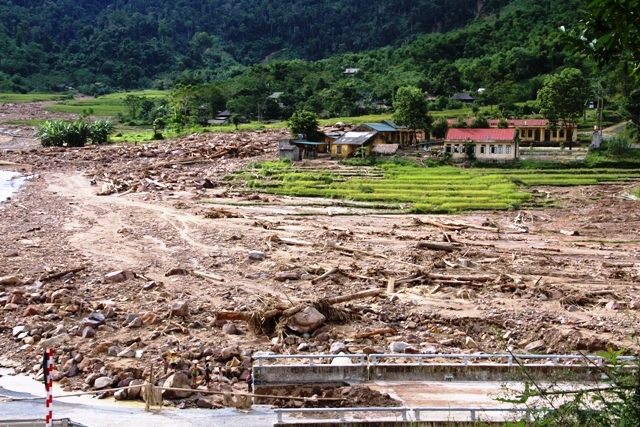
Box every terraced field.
[230,161,640,213]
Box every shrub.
[607,135,634,155]
[36,119,115,147]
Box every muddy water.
[0,170,26,201]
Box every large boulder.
[94,376,113,389]
[287,306,326,334]
[127,379,145,399]
[162,372,192,399]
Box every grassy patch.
[0,119,47,126]
[0,93,73,103]
[43,90,170,116]
[228,160,640,213]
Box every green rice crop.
[232,161,640,213]
[0,93,72,103]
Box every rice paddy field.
[230,161,640,213]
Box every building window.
[559,130,565,138]
[506,145,512,154]
[490,145,496,154]
[552,130,557,138]
[336,145,342,154]
[480,145,486,154]
[445,144,452,153]
[527,130,533,138]
[498,145,503,154]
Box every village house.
[444,128,519,161]
[352,121,420,146]
[487,119,577,144]
[449,93,475,104]
[279,137,329,161]
[330,131,377,158]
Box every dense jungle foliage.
[0,0,637,127]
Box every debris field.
[1,120,640,409]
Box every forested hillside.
[1,0,528,92]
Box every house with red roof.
[444,128,519,161]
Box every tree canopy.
[536,67,589,147]
[393,86,432,142]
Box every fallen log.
[41,266,86,282]
[432,279,483,287]
[354,328,397,339]
[326,242,388,259]
[602,262,635,268]
[191,270,225,282]
[428,273,494,282]
[324,288,383,305]
[215,311,247,322]
[416,241,460,252]
[269,235,314,246]
[311,267,340,284]
[412,217,499,233]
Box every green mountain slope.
[1,0,524,92]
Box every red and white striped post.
[43,347,54,427]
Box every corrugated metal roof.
[445,128,516,141]
[333,131,377,146]
[362,123,396,132]
[488,119,548,127]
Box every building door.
[544,130,550,142]
[534,130,540,142]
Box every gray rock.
[605,300,620,311]
[128,379,145,399]
[247,250,266,261]
[67,364,80,377]
[127,317,142,328]
[297,343,310,352]
[117,347,136,358]
[0,275,19,286]
[107,346,120,356]
[222,322,238,335]
[422,346,437,354]
[196,398,213,408]
[82,327,95,339]
[85,372,102,386]
[524,340,546,352]
[465,336,478,349]
[94,376,113,389]
[12,325,27,337]
[104,270,134,284]
[538,294,549,301]
[567,305,578,312]
[220,344,240,361]
[162,372,192,398]
[89,312,106,323]
[171,301,189,317]
[330,342,347,354]
[103,307,117,319]
[287,306,326,334]
[388,342,411,353]
[114,389,128,400]
[362,346,385,355]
